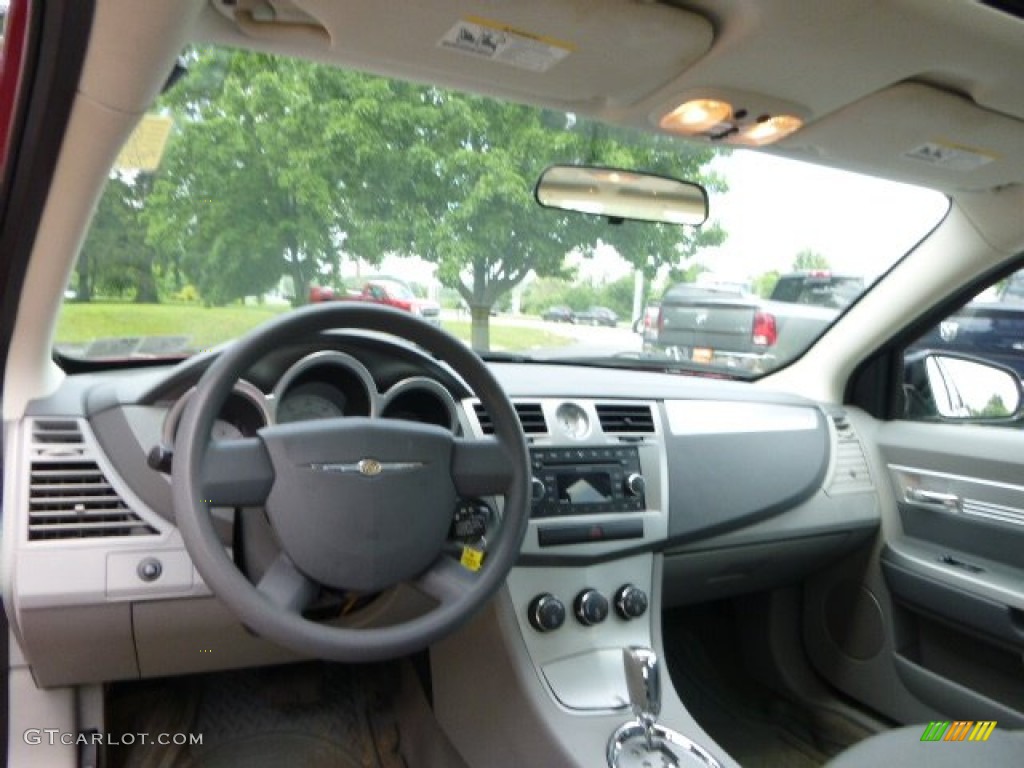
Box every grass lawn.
[56,303,290,351]
[56,303,572,353]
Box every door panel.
[804,416,1024,727]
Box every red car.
[310,279,442,326]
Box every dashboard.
[5,332,881,691]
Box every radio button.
[531,477,547,502]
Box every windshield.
[56,46,947,376]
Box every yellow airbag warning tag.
[115,114,174,172]
[460,546,485,572]
[438,17,573,73]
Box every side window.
[902,265,1024,424]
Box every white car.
[2,1,1023,767]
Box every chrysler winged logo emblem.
[305,458,423,475]
[358,458,382,476]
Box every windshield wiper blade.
[476,351,540,364]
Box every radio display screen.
[556,471,614,504]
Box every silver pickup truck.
[649,272,863,371]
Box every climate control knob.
[574,589,610,626]
[624,473,646,497]
[528,593,566,633]
[614,584,649,620]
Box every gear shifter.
[623,646,661,749]
[607,646,723,767]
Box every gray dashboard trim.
[488,363,811,404]
[90,406,174,522]
[662,402,830,543]
[664,400,819,435]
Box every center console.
[428,398,733,767]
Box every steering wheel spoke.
[452,437,515,496]
[200,438,274,507]
[257,553,319,613]
[414,553,480,607]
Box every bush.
[172,284,202,303]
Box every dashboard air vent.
[472,402,547,434]
[827,413,875,495]
[596,403,655,433]
[32,419,85,446]
[27,420,158,541]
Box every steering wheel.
[171,303,530,661]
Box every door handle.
[906,488,961,511]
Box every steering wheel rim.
[172,303,530,662]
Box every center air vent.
[32,419,85,445]
[473,402,547,434]
[27,420,158,541]
[827,412,875,495]
[595,403,655,433]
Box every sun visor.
[789,82,1024,192]
[211,0,713,109]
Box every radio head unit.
[529,445,646,518]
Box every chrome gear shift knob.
[610,646,723,767]
[623,646,661,747]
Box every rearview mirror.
[534,165,708,226]
[915,353,1023,420]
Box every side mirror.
[907,351,1022,421]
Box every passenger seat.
[826,724,1023,766]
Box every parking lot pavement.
[439,310,642,354]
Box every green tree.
[347,92,589,348]
[752,270,781,298]
[793,248,830,271]
[77,174,160,302]
[972,394,1010,419]
[667,262,709,285]
[346,90,727,349]
[146,51,364,306]
[598,275,639,319]
[522,277,581,315]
